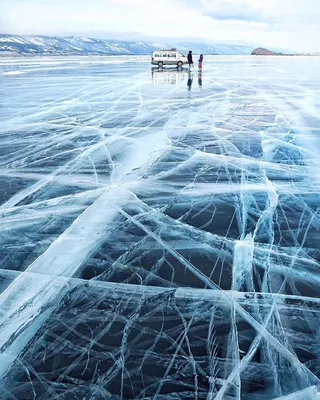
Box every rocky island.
[251,47,283,55]
[251,47,319,56]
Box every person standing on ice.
[187,50,193,70]
[198,54,203,69]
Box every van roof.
[154,49,177,52]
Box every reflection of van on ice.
[151,49,188,67]
[151,68,187,85]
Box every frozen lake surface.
[0,56,320,399]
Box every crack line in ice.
[1,58,320,398]
[115,202,320,385]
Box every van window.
[179,53,185,57]
[168,53,176,58]
[162,53,168,58]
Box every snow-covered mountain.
[0,34,254,56]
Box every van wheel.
[158,61,163,67]
[177,61,183,67]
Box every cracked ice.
[0,56,320,399]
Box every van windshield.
[179,53,185,57]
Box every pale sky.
[1,0,320,51]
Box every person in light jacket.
[198,54,203,69]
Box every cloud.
[1,0,320,52]
[200,1,274,23]
[180,0,320,27]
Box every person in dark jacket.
[187,50,193,69]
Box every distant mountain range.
[0,34,256,56]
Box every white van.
[151,49,188,67]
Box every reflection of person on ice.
[198,54,203,69]
[187,73,193,91]
[198,70,202,87]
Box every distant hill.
[251,47,282,55]
[0,34,255,56]
[252,47,319,56]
